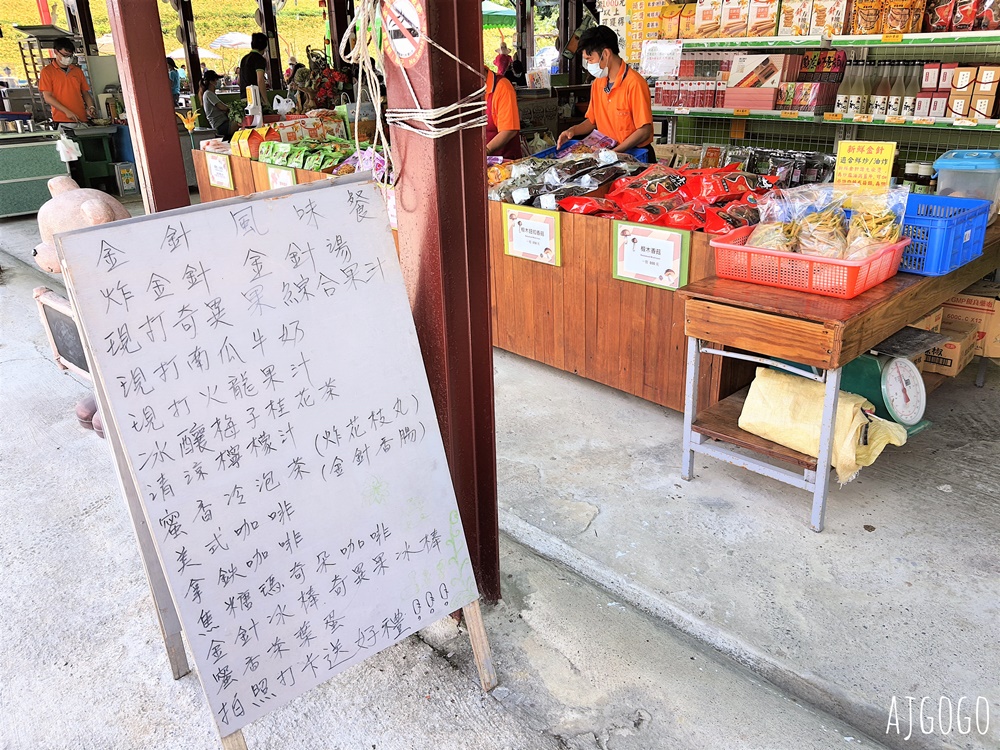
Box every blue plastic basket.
[532,139,649,162]
[846,194,990,276]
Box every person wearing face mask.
[39,38,96,125]
[556,25,653,160]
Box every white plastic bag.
[56,135,81,162]
[272,95,296,115]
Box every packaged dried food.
[572,164,630,190]
[797,206,848,258]
[953,0,980,29]
[535,186,591,210]
[977,0,1000,26]
[542,157,600,188]
[924,0,957,28]
[558,196,625,215]
[488,161,515,186]
[845,187,908,259]
[662,200,709,230]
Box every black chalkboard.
[40,296,89,374]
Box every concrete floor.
[2,199,994,749]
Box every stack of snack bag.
[488,150,648,207]
[747,184,907,260]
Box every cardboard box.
[970,93,996,118]
[911,306,944,332]
[977,64,1000,95]
[942,281,1000,357]
[720,0,751,35]
[930,90,950,117]
[850,0,884,32]
[923,322,979,376]
[680,3,700,36]
[914,91,933,117]
[724,87,780,107]
[729,53,801,86]
[947,92,972,117]
[695,0,723,36]
[661,4,684,37]
[951,65,978,92]
[778,0,814,34]
[230,126,275,160]
[748,0,780,33]
[939,62,959,90]
[922,62,941,90]
[810,0,850,33]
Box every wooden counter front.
[488,200,742,412]
[192,150,255,201]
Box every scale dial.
[879,356,926,426]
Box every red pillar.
[383,1,500,600]
[106,0,190,213]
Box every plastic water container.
[933,150,1000,225]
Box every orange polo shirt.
[39,62,90,122]
[487,71,520,132]
[584,63,653,147]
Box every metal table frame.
[681,338,842,532]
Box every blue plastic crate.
[531,139,649,162]
[846,194,990,276]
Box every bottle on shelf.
[902,61,919,117]
[887,62,906,116]
[871,63,892,115]
[915,163,933,194]
[863,61,879,114]
[849,62,870,116]
[902,162,919,192]
[835,61,854,115]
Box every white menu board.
[57,178,478,735]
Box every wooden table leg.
[810,366,841,533]
[681,336,701,481]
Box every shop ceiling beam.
[178,0,202,102]
[64,0,97,56]
[257,0,284,90]
[106,0,190,213]
[383,1,500,601]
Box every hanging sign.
[206,152,234,191]
[612,222,690,290]
[382,0,426,69]
[503,205,561,266]
[834,140,896,188]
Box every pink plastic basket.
[710,226,910,300]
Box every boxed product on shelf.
[952,0,979,29]
[777,0,814,34]
[660,4,684,37]
[720,0,751,35]
[930,90,950,117]
[725,87,780,107]
[695,0,724,35]
[942,281,1000,357]
[799,50,846,81]
[969,93,996,118]
[924,0,957,30]
[977,0,1000,27]
[923,323,978,376]
[977,65,1000,95]
[680,3,700,36]
[776,81,840,111]
[850,0,884,33]
[728,53,802,87]
[922,62,941,90]
[809,0,850,34]
[747,0,781,33]
[947,64,973,91]
[914,91,933,117]
[947,92,973,117]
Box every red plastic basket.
[710,226,910,300]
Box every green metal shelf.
[681,35,826,49]
[652,105,1000,130]
[830,30,1000,47]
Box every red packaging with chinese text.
[952,0,980,29]
[977,0,1000,28]
[923,0,957,30]
[557,196,624,215]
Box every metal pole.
[65,0,98,56]
[258,0,284,90]
[382,0,500,601]
[178,0,202,102]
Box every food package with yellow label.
[679,3,701,36]
[777,0,814,34]
[660,3,685,37]
[719,0,751,34]
[850,0,884,33]
[747,0,780,34]
[880,0,921,32]
[695,0,724,36]
[809,0,850,33]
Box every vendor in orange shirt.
[556,25,654,161]
[485,68,523,160]
[39,37,96,124]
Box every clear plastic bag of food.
[489,174,545,202]
[510,157,552,180]
[488,160,515,186]
[797,206,848,258]
[535,185,590,210]
[542,156,600,188]
[572,164,629,190]
[845,187,908,260]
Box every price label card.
[733,108,751,117]
[881,32,904,42]
[503,205,561,266]
[834,139,896,188]
[953,117,979,127]
[913,117,936,125]
[853,114,874,123]
[674,107,691,115]
[205,152,234,191]
[780,110,799,119]
[612,222,690,291]
[267,165,297,190]
[824,112,844,121]
[885,115,906,124]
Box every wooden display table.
[679,229,1000,531]
[488,200,751,412]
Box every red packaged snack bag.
[924,0,957,29]
[977,0,1000,27]
[607,165,688,205]
[681,170,779,204]
[661,201,708,231]
[953,0,980,29]
[557,196,624,215]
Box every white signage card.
[206,152,234,191]
[57,180,478,735]
[640,40,682,79]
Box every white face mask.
[585,54,608,79]
[57,55,74,66]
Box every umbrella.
[482,0,516,27]
[209,32,254,49]
[167,46,222,60]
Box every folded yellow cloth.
[738,367,907,484]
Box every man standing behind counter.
[556,25,654,161]
[39,37,96,124]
